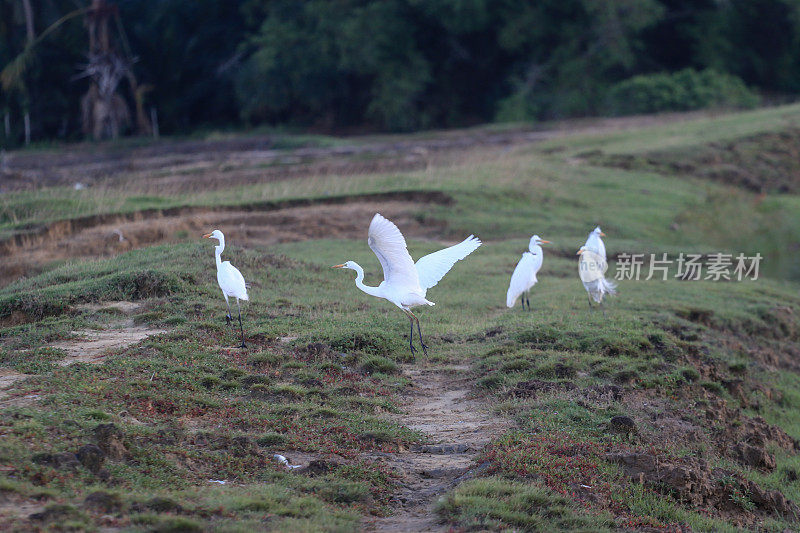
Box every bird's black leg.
[406,314,417,357]
[413,313,428,357]
[601,300,606,318]
[587,296,593,310]
[521,294,526,311]
[225,299,233,326]
[525,293,531,311]
[236,300,246,349]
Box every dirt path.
[366,364,512,532]
[0,303,163,404]
[51,320,164,367]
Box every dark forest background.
[1,0,799,144]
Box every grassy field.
[1,106,800,531]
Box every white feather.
[584,226,606,259]
[218,261,249,300]
[582,277,617,303]
[507,252,537,307]
[368,214,421,292]
[415,235,482,292]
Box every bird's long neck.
[350,263,383,298]
[214,238,225,269]
[529,243,542,256]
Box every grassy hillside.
[1,107,800,531]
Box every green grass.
[2,104,800,530]
[438,477,615,531]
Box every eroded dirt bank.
[0,192,451,287]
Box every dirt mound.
[607,451,798,521]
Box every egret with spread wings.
[333,213,481,357]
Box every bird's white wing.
[367,214,421,290]
[415,235,481,291]
[219,261,249,300]
[507,252,535,307]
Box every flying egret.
[506,235,550,309]
[203,230,249,348]
[333,213,481,357]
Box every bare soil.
[51,321,164,367]
[365,364,512,532]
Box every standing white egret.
[333,213,481,357]
[506,235,550,309]
[581,226,614,307]
[585,226,606,258]
[577,226,616,310]
[203,230,249,348]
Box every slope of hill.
[1,107,799,531]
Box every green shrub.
[606,69,759,116]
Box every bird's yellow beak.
[600,232,606,237]
[332,264,345,269]
[202,233,212,239]
[540,240,551,244]
[576,249,583,255]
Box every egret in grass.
[506,235,550,310]
[333,213,481,357]
[577,230,616,311]
[203,230,249,348]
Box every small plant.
[680,367,700,382]
[256,432,287,447]
[700,381,724,394]
[361,355,398,375]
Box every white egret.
[577,241,616,310]
[506,235,550,309]
[585,226,606,259]
[333,213,481,357]
[203,230,249,348]
[580,227,614,306]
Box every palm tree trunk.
[21,0,34,146]
[23,111,30,146]
[21,0,35,44]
